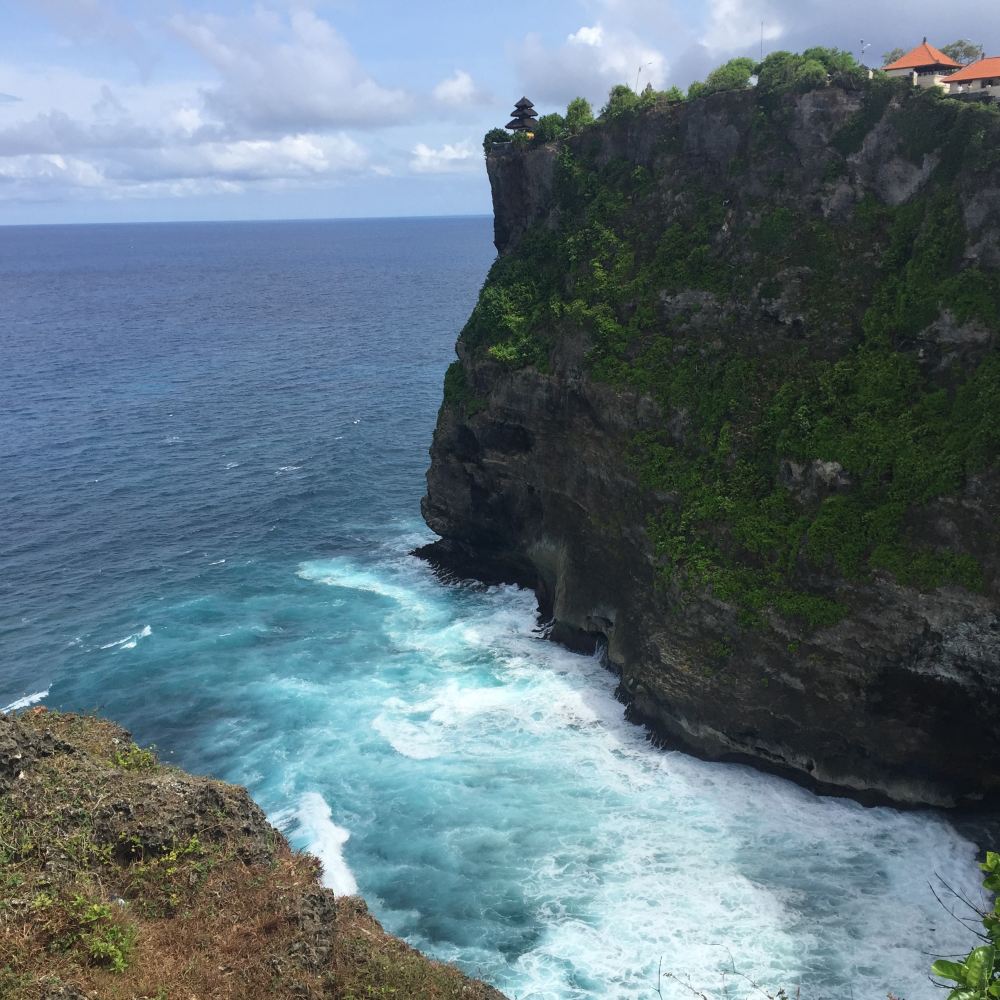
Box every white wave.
[372,712,449,760]
[276,465,301,473]
[225,461,240,469]
[164,435,181,444]
[297,558,440,619]
[100,625,152,651]
[209,559,226,565]
[291,792,358,896]
[209,545,981,1000]
[2,687,50,713]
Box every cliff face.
[0,709,506,1000]
[421,81,1000,808]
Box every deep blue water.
[0,218,982,999]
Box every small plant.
[59,896,138,973]
[86,921,137,973]
[931,852,1000,998]
[111,742,156,771]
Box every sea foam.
[285,553,981,1000]
[2,687,50,713]
[100,625,152,651]
[287,792,359,896]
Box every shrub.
[701,57,756,97]
[931,851,1000,998]
[801,46,858,73]
[533,112,566,143]
[482,127,509,155]
[755,50,847,100]
[565,96,595,131]
[111,743,156,771]
[600,83,641,118]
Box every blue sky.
[2,0,998,224]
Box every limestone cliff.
[0,709,506,1000]
[421,79,1000,808]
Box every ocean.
[0,216,982,999]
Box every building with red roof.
[882,39,961,89]
[945,56,1000,98]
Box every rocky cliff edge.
[0,709,506,1000]
[421,81,1000,809]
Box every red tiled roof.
[947,56,1000,82]
[883,41,961,71]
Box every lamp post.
[859,39,871,67]
[635,61,653,92]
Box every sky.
[1,0,998,225]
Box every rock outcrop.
[421,81,1000,808]
[0,709,507,1000]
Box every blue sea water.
[0,217,983,1000]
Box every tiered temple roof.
[506,97,538,132]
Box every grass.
[0,709,505,1000]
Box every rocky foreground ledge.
[0,709,506,1000]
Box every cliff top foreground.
[0,709,506,1000]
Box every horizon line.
[0,211,493,230]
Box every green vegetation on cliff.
[931,851,1000,999]
[466,74,1000,630]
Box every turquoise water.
[0,218,982,999]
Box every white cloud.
[160,133,368,182]
[516,23,668,107]
[432,70,490,106]
[169,8,411,133]
[409,140,478,174]
[170,106,204,138]
[568,25,605,47]
[0,109,159,156]
[0,7,415,205]
[0,152,103,187]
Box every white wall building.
[946,57,1000,98]
[882,39,961,89]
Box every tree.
[600,83,640,118]
[882,47,906,66]
[532,113,566,143]
[755,50,843,98]
[662,85,685,102]
[801,46,857,73]
[941,39,984,64]
[795,58,830,89]
[482,127,509,155]
[698,56,756,97]
[564,97,594,131]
